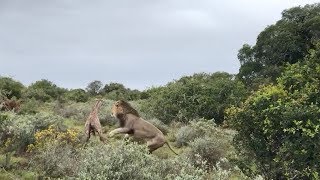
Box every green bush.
[77,142,207,180]
[0,77,25,99]
[0,169,38,180]
[175,119,216,147]
[102,82,143,101]
[53,101,79,119]
[141,72,247,124]
[0,113,11,150]
[64,89,89,102]
[18,98,40,114]
[175,122,247,179]
[31,142,208,180]
[104,90,130,100]
[226,50,320,179]
[28,126,82,178]
[24,79,66,102]
[31,141,208,179]
[31,143,79,178]
[185,136,229,170]
[0,112,65,153]
[23,88,52,102]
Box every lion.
[108,100,177,155]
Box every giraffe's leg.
[85,123,91,142]
[93,122,106,143]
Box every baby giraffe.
[85,99,106,142]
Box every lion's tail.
[165,141,178,155]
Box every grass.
[0,155,37,180]
[0,169,15,180]
[0,154,28,169]
[152,143,185,159]
[63,118,83,131]
[0,168,37,180]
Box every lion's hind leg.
[147,136,165,153]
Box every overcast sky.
[0,0,318,90]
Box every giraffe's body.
[85,99,106,142]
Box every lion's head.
[111,100,140,118]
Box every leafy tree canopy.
[238,3,320,88]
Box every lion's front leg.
[108,128,131,137]
[124,134,130,139]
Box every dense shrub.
[208,160,251,180]
[101,83,144,101]
[53,101,79,119]
[31,143,79,178]
[28,125,81,152]
[185,136,229,170]
[0,112,65,153]
[29,126,82,178]
[23,88,52,102]
[183,140,249,180]
[104,88,143,101]
[141,72,247,124]
[0,77,25,99]
[105,90,130,101]
[175,119,216,147]
[24,79,66,102]
[76,142,207,180]
[175,121,246,179]
[64,89,89,102]
[31,141,207,179]
[0,98,21,112]
[18,98,40,114]
[226,49,320,179]
[0,113,11,149]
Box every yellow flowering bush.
[28,125,81,152]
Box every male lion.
[108,100,177,155]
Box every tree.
[101,82,143,101]
[227,46,320,179]
[237,3,320,88]
[101,83,126,94]
[86,80,103,96]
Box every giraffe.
[85,99,106,142]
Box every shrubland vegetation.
[141,72,247,124]
[0,3,319,179]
